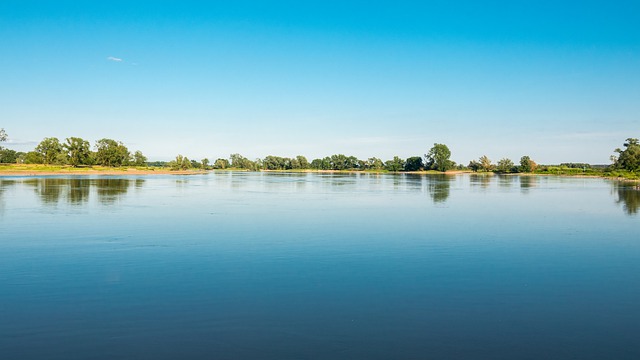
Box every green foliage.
[169,154,191,170]
[404,156,424,171]
[94,138,130,167]
[385,156,405,172]
[519,156,538,173]
[310,157,331,170]
[229,153,255,170]
[366,157,384,170]
[24,151,44,164]
[613,138,640,171]
[468,160,481,172]
[329,154,359,170]
[213,158,230,169]
[0,148,18,163]
[264,155,292,170]
[0,128,6,142]
[64,137,91,167]
[496,158,515,173]
[133,151,148,166]
[296,155,309,169]
[425,143,453,172]
[201,158,210,169]
[479,155,493,172]
[35,137,63,164]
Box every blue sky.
[1,1,638,164]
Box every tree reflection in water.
[519,175,537,194]
[94,178,139,204]
[427,174,451,203]
[25,178,65,205]
[469,174,492,189]
[21,177,145,205]
[616,185,640,215]
[0,179,16,215]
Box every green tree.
[366,157,384,170]
[170,154,192,170]
[0,148,18,163]
[190,159,201,169]
[64,137,91,167]
[479,155,493,172]
[133,150,147,166]
[614,138,640,171]
[385,156,405,172]
[213,158,229,169]
[519,156,537,173]
[425,143,453,172]
[35,137,63,164]
[404,156,424,171]
[296,155,309,169]
[496,158,515,173]
[201,158,210,169]
[0,128,6,142]
[94,138,130,166]
[229,153,255,169]
[468,160,481,172]
[24,151,44,164]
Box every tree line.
[1,128,639,175]
[0,132,147,167]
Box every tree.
[614,138,640,171]
[35,137,63,164]
[213,158,229,169]
[479,155,493,172]
[133,151,147,166]
[0,148,18,163]
[366,157,384,170]
[296,155,309,169]
[404,156,424,171]
[201,158,210,169]
[64,137,91,167]
[229,153,255,169]
[519,156,537,173]
[94,138,130,166]
[385,156,405,172]
[0,128,6,142]
[468,160,481,172]
[170,155,191,170]
[425,143,453,172]
[496,158,515,173]
[24,151,44,164]
[190,159,201,169]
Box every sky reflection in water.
[0,173,638,360]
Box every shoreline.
[0,166,637,185]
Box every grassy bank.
[0,164,208,175]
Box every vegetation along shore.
[0,128,638,181]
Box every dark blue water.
[1,173,638,359]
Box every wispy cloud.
[107,56,123,62]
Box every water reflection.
[0,179,16,215]
[21,177,144,206]
[427,174,451,203]
[469,174,492,189]
[497,174,516,188]
[519,176,537,194]
[24,178,66,205]
[95,178,136,204]
[68,178,91,204]
[615,185,640,215]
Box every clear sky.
[1,1,638,164]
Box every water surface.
[1,173,638,359]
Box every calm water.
[0,173,638,359]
